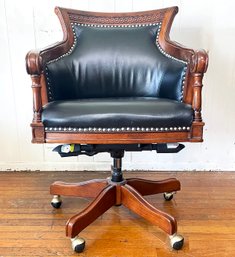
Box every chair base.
[50,175,183,251]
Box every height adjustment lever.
[156,143,185,153]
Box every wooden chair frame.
[26,6,208,145]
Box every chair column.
[111,150,124,182]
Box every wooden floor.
[0,171,235,257]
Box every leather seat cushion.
[42,97,193,131]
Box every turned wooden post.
[26,51,45,143]
[190,50,208,122]
[31,75,42,123]
[30,74,44,143]
[192,73,203,122]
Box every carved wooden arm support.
[26,44,68,143]
[161,7,208,124]
[190,49,208,74]
[161,41,208,141]
[26,50,43,124]
[26,6,71,124]
[26,50,42,76]
[26,38,69,123]
[190,49,208,122]
[161,40,208,122]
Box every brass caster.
[71,236,85,253]
[169,233,184,250]
[51,195,62,209]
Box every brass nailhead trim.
[45,126,191,133]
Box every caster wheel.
[51,195,62,209]
[71,236,85,253]
[169,233,184,250]
[163,192,174,201]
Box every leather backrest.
[45,24,187,102]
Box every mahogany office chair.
[26,6,208,253]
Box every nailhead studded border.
[45,126,191,133]
[154,23,187,101]
[44,22,188,102]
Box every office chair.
[26,6,208,253]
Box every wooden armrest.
[26,50,42,76]
[190,49,208,74]
[26,40,71,76]
[159,7,208,126]
[26,44,68,128]
[25,7,73,130]
[159,39,208,140]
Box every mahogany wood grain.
[121,184,177,235]
[50,179,108,198]
[44,129,201,144]
[126,177,180,196]
[66,185,116,238]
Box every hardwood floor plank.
[0,171,235,257]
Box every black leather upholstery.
[43,24,192,132]
[42,97,193,129]
[45,24,187,102]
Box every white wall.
[0,0,235,171]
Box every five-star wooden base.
[50,177,181,238]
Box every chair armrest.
[160,6,208,125]
[26,7,75,135]
[166,42,208,140]
[26,43,68,143]
[26,42,66,75]
[162,35,209,121]
[162,38,208,74]
[159,7,208,142]
[190,49,208,74]
[26,49,42,76]
[26,44,65,125]
[25,43,70,143]
[162,40,208,141]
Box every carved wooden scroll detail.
[68,12,164,25]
